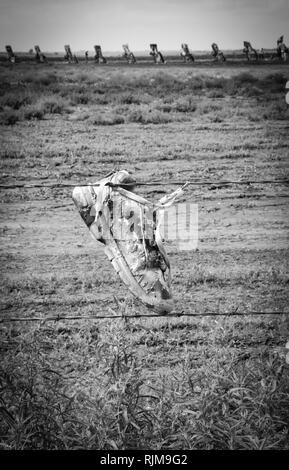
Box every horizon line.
[1,47,277,54]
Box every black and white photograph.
[0,0,289,454]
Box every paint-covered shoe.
[73,170,185,314]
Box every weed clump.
[128,109,172,124]
[22,96,71,120]
[0,91,33,110]
[118,93,141,105]
[0,109,21,125]
[263,102,289,121]
[37,96,71,114]
[91,112,125,126]
[174,98,197,113]
[23,105,45,120]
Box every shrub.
[91,112,125,125]
[156,103,173,113]
[23,96,71,119]
[207,90,225,98]
[118,93,141,105]
[245,86,264,97]
[23,104,45,120]
[69,92,91,105]
[209,114,224,123]
[68,72,96,84]
[174,98,197,113]
[264,73,287,94]
[92,93,110,105]
[204,77,227,89]
[127,109,172,124]
[263,102,289,121]
[0,91,33,110]
[234,72,258,84]
[20,93,81,120]
[187,76,204,91]
[0,109,21,125]
[22,72,58,86]
[38,96,71,114]
[198,103,223,115]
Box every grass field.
[0,61,289,449]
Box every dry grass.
[1,66,288,126]
[0,62,289,449]
[1,312,289,450]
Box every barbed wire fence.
[0,178,289,190]
[1,177,288,323]
[1,311,289,323]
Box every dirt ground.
[0,62,289,449]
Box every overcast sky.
[0,0,288,52]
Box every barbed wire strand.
[1,311,288,323]
[1,177,288,323]
[0,179,289,190]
